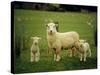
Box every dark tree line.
[12,1,97,12]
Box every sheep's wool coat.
[47,31,79,49]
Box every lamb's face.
[46,22,57,35]
[79,43,84,48]
[31,37,41,45]
[79,40,87,48]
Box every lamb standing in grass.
[46,22,80,61]
[78,40,91,62]
[30,37,41,62]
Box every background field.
[14,9,97,73]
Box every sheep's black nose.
[34,42,37,45]
[50,30,52,33]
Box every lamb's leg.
[83,52,87,62]
[30,52,34,62]
[35,52,40,62]
[80,53,83,61]
[88,48,91,57]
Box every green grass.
[14,9,97,73]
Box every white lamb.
[78,40,91,62]
[30,37,41,62]
[46,22,80,62]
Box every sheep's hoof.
[84,59,86,62]
[30,59,34,63]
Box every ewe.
[46,22,80,61]
[30,37,41,62]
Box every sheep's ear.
[54,21,59,27]
[54,21,59,31]
[46,24,48,27]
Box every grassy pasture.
[14,9,97,73]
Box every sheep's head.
[31,37,41,45]
[46,22,59,35]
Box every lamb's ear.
[30,37,34,40]
[38,37,41,40]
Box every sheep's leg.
[72,47,76,57]
[83,52,87,62]
[56,54,61,62]
[35,52,40,62]
[80,53,83,61]
[53,48,57,61]
[55,49,61,62]
[69,47,76,57]
[53,48,61,62]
